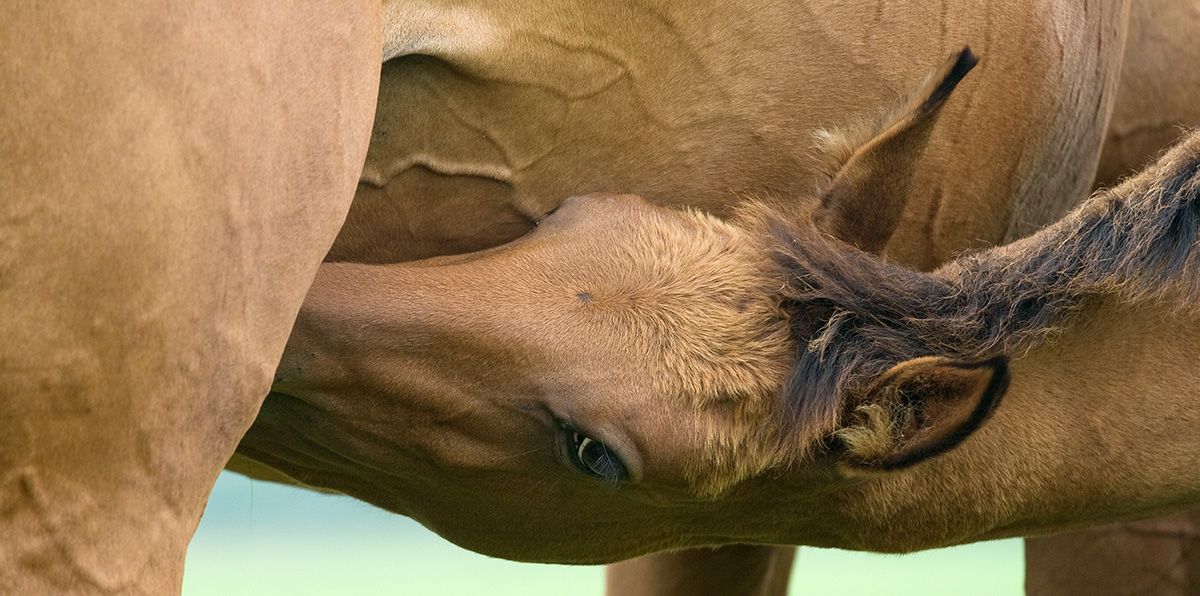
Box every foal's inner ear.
[836,355,1008,472]
[812,47,978,254]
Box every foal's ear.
[837,355,1008,472]
[813,47,977,253]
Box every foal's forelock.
[750,130,1200,458]
[560,205,799,496]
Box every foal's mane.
[751,130,1200,450]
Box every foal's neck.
[782,296,1200,552]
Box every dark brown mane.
[754,129,1200,450]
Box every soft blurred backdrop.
[185,471,1023,595]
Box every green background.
[185,472,1024,595]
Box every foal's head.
[499,47,997,494]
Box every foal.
[253,48,1199,561]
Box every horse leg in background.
[1025,512,1200,595]
[606,546,795,596]
[0,2,377,592]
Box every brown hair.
[752,129,1200,453]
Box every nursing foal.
[253,53,1200,562]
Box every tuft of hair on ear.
[835,354,1008,473]
[835,386,913,466]
[810,46,978,254]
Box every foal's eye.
[568,429,627,484]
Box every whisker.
[518,474,553,501]
[488,444,550,464]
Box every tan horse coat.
[1,3,379,592]
[343,0,1126,268]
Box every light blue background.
[185,471,1024,595]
